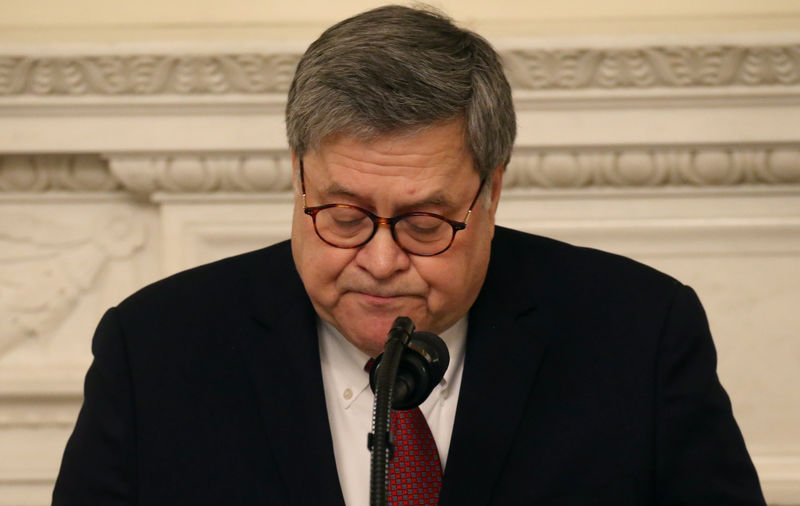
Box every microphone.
[369,329,450,410]
[368,317,449,505]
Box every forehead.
[304,120,475,200]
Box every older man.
[54,5,765,506]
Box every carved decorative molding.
[0,211,146,355]
[503,45,800,89]
[0,54,301,96]
[1,44,798,97]
[0,155,119,192]
[504,146,800,188]
[1,147,799,195]
[107,153,293,193]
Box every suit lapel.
[235,229,552,505]
[239,243,345,506]
[439,229,553,505]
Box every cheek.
[292,219,352,302]
[417,255,474,313]
[421,228,493,316]
[301,248,350,294]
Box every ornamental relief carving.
[503,45,800,89]
[107,154,293,193]
[0,54,300,95]
[103,148,800,192]
[0,155,119,192]
[0,211,146,356]
[1,45,798,96]
[503,147,800,188]
[1,148,798,195]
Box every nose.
[354,223,410,280]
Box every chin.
[335,302,430,353]
[338,317,393,357]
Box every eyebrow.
[321,181,455,210]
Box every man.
[54,5,765,505]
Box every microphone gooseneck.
[367,317,450,506]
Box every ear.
[488,165,504,217]
[484,166,503,239]
[290,151,300,194]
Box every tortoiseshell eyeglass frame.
[299,158,486,257]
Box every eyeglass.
[300,159,486,257]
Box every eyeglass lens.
[314,206,454,255]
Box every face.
[291,120,503,357]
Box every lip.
[354,292,410,306]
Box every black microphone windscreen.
[369,329,450,410]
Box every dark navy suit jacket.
[53,227,765,505]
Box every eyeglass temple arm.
[463,177,487,224]
[299,158,309,207]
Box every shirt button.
[343,388,353,400]
[441,388,450,399]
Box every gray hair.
[285,5,516,181]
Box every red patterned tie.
[387,407,443,505]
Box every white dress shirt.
[319,317,467,506]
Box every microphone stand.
[368,317,415,506]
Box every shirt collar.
[318,319,373,409]
[438,316,467,390]
[318,316,468,409]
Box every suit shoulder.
[491,226,682,295]
[117,239,293,314]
